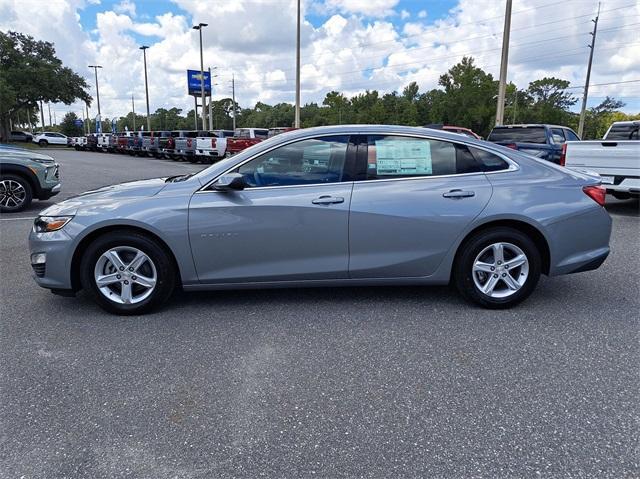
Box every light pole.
[294,0,301,128]
[88,65,102,132]
[208,66,218,130]
[193,23,208,131]
[139,46,151,131]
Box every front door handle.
[312,195,345,205]
[443,189,475,198]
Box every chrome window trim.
[197,131,519,193]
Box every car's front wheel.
[454,227,541,309]
[0,175,32,212]
[80,231,176,315]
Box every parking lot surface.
[1,148,639,478]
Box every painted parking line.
[0,216,35,221]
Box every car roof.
[491,124,570,129]
[610,120,640,126]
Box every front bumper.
[29,228,75,290]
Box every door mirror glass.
[213,173,246,191]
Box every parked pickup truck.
[116,131,137,154]
[142,131,172,158]
[226,128,269,156]
[487,124,581,164]
[175,131,206,161]
[564,121,640,199]
[195,130,235,163]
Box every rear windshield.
[488,127,547,144]
[606,125,639,140]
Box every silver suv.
[0,146,61,212]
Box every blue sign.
[187,69,211,96]
[74,119,83,127]
[96,115,102,134]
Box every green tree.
[522,77,577,125]
[581,96,626,139]
[59,112,83,136]
[0,31,91,141]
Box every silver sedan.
[29,125,612,315]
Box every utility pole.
[578,3,600,138]
[193,23,208,130]
[139,46,151,131]
[232,74,237,131]
[85,103,90,134]
[294,0,301,128]
[208,67,213,130]
[132,94,136,131]
[495,0,512,126]
[39,100,45,132]
[194,97,198,130]
[48,102,52,127]
[53,110,56,126]
[88,65,102,132]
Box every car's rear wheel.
[38,139,48,147]
[454,227,541,309]
[80,231,176,315]
[0,175,32,212]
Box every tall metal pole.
[208,67,213,131]
[88,65,102,117]
[193,23,208,131]
[132,94,136,132]
[232,73,236,131]
[194,96,198,130]
[47,102,52,127]
[139,46,151,131]
[578,3,600,139]
[85,103,90,134]
[39,100,45,133]
[495,0,512,126]
[294,0,301,128]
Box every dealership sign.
[187,69,211,96]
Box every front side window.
[365,136,482,179]
[564,129,581,141]
[236,136,349,187]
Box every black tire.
[453,227,541,309]
[38,139,48,147]
[0,174,33,213]
[80,231,177,315]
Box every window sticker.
[374,140,432,175]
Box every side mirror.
[213,172,246,191]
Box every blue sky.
[2,0,638,120]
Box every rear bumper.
[546,206,612,276]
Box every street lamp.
[193,23,208,130]
[139,46,151,131]
[88,65,102,132]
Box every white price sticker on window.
[375,140,432,175]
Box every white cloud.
[322,0,400,18]
[113,0,136,17]
[418,10,427,19]
[400,9,410,20]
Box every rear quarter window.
[488,127,548,144]
[468,146,510,172]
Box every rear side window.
[365,136,482,179]
[550,128,566,144]
[606,125,639,140]
[468,147,510,172]
[488,127,547,144]
[564,129,580,141]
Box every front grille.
[32,264,46,278]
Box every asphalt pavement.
[1,148,638,478]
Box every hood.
[40,177,169,216]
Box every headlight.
[30,158,55,165]
[33,216,73,233]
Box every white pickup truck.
[564,121,640,199]
[195,130,235,163]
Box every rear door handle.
[442,189,475,198]
[312,195,344,205]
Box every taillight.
[560,143,567,166]
[505,143,517,150]
[211,138,217,148]
[583,185,606,206]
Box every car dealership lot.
[1,149,638,477]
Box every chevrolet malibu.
[29,125,611,315]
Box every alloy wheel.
[0,179,27,209]
[472,242,529,298]
[94,246,157,305]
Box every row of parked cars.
[68,127,296,163]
